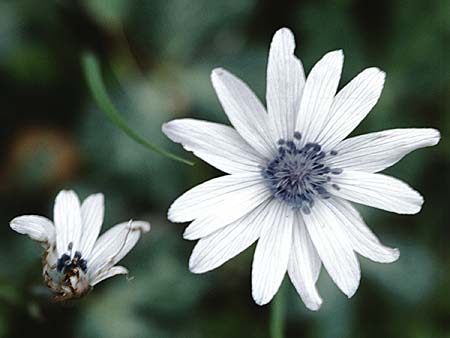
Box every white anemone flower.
[10,190,150,301]
[162,27,440,310]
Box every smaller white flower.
[10,190,150,301]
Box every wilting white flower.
[10,190,150,301]
[162,27,440,310]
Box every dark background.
[0,0,449,337]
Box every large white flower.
[162,27,440,310]
[10,190,150,301]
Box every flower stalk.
[81,51,194,166]
[270,281,286,338]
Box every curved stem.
[81,51,194,166]
[270,281,286,338]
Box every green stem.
[81,51,194,166]
[270,282,286,338]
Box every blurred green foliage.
[0,0,448,337]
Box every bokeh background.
[0,0,449,337]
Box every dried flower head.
[10,190,150,301]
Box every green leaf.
[81,51,194,166]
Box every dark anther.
[331,168,343,175]
[57,254,71,272]
[57,251,88,273]
[78,259,88,272]
[286,141,295,149]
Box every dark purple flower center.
[262,132,342,214]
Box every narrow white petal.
[189,200,271,273]
[303,199,361,297]
[252,199,293,306]
[332,170,423,214]
[295,50,343,143]
[266,27,305,141]
[10,215,55,248]
[211,68,276,158]
[287,215,322,311]
[317,68,385,150]
[183,190,269,240]
[328,199,399,263]
[162,118,264,174]
[327,128,440,173]
[88,221,150,277]
[168,173,270,223]
[90,265,128,286]
[79,193,104,258]
[53,190,83,256]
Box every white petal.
[303,199,361,297]
[79,193,104,258]
[88,221,150,277]
[266,27,305,141]
[295,50,343,143]
[91,266,129,286]
[53,190,83,256]
[287,215,322,311]
[189,200,271,273]
[169,173,270,223]
[317,68,385,150]
[328,199,399,263]
[183,190,268,240]
[211,68,276,158]
[10,215,55,248]
[327,128,440,173]
[162,118,264,174]
[252,199,293,306]
[331,170,423,214]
